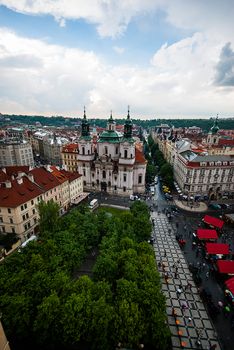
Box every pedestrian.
[206,271,209,279]
[172,307,177,317]
[158,261,162,268]
[174,272,178,279]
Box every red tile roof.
[135,146,146,164]
[29,167,61,191]
[50,166,68,183]
[3,166,29,176]
[218,139,234,146]
[59,169,82,182]
[0,176,44,208]
[62,143,78,153]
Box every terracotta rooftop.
[135,146,146,164]
[59,169,82,182]
[29,167,61,191]
[0,176,43,208]
[50,166,68,183]
[218,139,234,146]
[62,143,78,153]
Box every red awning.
[217,260,234,274]
[203,215,224,229]
[225,277,234,294]
[206,243,230,255]
[197,229,218,240]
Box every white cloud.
[0,27,234,118]
[1,0,234,40]
[113,46,125,54]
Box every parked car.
[218,203,230,209]
[165,193,173,200]
[208,203,221,210]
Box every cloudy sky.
[0,0,234,119]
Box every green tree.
[38,200,60,235]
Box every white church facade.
[74,110,147,196]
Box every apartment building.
[0,140,34,167]
[174,152,234,199]
[61,143,79,172]
[0,166,83,241]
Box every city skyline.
[0,0,234,119]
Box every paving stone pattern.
[151,212,221,350]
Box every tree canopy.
[0,201,171,350]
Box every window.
[21,205,24,211]
[11,227,15,234]
[114,185,117,190]
[123,186,126,192]
[82,147,85,155]
[97,179,99,185]
[115,147,118,155]
[83,181,86,186]
[83,169,86,176]
[9,218,13,224]
[34,218,37,224]
[24,204,27,209]
[103,170,106,179]
[123,174,127,182]
[32,209,35,214]
[92,182,95,187]
[108,181,111,187]
[114,176,117,181]
[104,146,108,155]
[124,150,127,158]
[138,175,142,184]
[31,200,34,205]
[8,208,11,213]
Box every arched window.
[124,150,127,158]
[82,147,85,155]
[103,170,106,179]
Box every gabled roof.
[29,167,61,191]
[0,176,44,208]
[135,147,146,164]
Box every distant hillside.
[1,114,234,132]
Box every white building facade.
[76,110,146,196]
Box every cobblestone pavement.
[151,211,221,350]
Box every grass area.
[96,206,127,217]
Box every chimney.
[18,171,25,177]
[28,173,34,182]
[17,177,23,185]
[5,180,12,188]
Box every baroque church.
[70,109,147,196]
